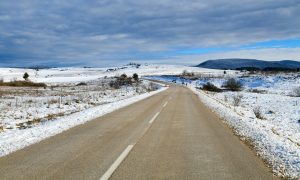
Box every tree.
[132,73,139,82]
[23,72,29,81]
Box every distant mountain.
[196,59,300,70]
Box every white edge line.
[100,145,134,180]
[163,101,168,108]
[149,112,160,124]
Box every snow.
[0,64,224,84]
[0,86,168,157]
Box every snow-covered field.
[149,72,300,178]
[0,64,222,84]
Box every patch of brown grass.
[46,114,56,120]
[27,118,42,125]
[0,81,46,87]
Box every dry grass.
[232,94,243,106]
[27,118,42,126]
[248,89,267,94]
[46,114,56,120]
[16,112,66,129]
[48,99,59,104]
[0,81,46,87]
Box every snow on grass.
[0,64,224,84]
[0,86,168,157]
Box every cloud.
[160,47,300,65]
[0,0,300,66]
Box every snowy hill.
[196,59,300,70]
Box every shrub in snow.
[182,70,194,77]
[147,82,159,91]
[223,78,243,91]
[202,82,221,92]
[292,87,300,97]
[109,74,133,89]
[76,82,87,86]
[109,80,120,89]
[23,72,29,81]
[253,106,264,119]
[232,94,243,106]
[118,74,133,86]
[224,95,228,102]
[132,73,139,82]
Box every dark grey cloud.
[0,0,300,66]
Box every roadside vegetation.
[0,72,160,131]
[222,78,243,91]
[0,80,46,87]
[202,82,222,92]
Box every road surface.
[0,86,277,180]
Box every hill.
[196,59,300,70]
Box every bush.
[202,82,221,92]
[132,73,139,82]
[182,70,194,77]
[76,82,87,86]
[223,78,243,91]
[253,106,264,119]
[232,94,243,106]
[224,95,228,102]
[292,87,300,97]
[23,72,29,80]
[109,80,120,89]
[109,74,133,89]
[147,82,159,91]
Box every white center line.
[163,101,168,108]
[100,106,164,179]
[100,145,134,180]
[149,112,160,124]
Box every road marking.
[163,101,168,108]
[149,112,160,124]
[100,145,134,180]
[101,105,163,179]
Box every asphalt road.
[0,86,277,180]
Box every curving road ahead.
[0,86,277,180]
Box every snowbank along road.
[0,85,278,180]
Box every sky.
[0,0,300,67]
